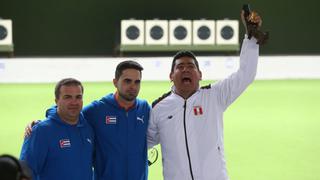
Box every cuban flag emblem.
[193,106,203,116]
[106,116,117,124]
[59,139,71,148]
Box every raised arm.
[213,9,262,110]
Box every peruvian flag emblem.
[193,106,203,116]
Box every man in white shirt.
[147,10,263,180]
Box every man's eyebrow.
[177,62,196,65]
[62,94,72,98]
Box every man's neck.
[115,92,135,111]
[176,91,194,100]
[174,87,198,100]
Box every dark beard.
[118,91,136,102]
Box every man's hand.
[248,11,262,27]
[241,6,268,45]
[24,120,41,138]
[241,10,262,34]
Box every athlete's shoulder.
[138,98,151,106]
[200,84,212,89]
[31,118,54,135]
[136,98,149,105]
[152,91,172,108]
[83,94,112,113]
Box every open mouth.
[182,77,192,83]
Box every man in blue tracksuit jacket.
[82,60,150,180]
[83,93,150,180]
[20,78,94,180]
[23,61,150,180]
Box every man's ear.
[113,78,118,88]
[169,72,174,82]
[199,70,202,80]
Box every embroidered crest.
[193,106,203,116]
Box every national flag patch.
[193,106,203,116]
[59,139,71,148]
[106,116,117,124]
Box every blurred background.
[1,0,320,56]
[1,0,320,180]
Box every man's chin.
[125,96,136,102]
[124,93,137,101]
[68,111,81,117]
[178,83,198,92]
[180,81,195,88]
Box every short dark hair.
[115,60,144,80]
[171,50,200,73]
[54,78,83,99]
[0,154,31,180]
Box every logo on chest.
[137,116,144,123]
[106,116,117,124]
[86,138,92,144]
[59,139,71,148]
[193,106,203,116]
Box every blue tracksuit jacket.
[20,108,94,180]
[82,93,150,180]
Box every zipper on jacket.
[183,100,194,180]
